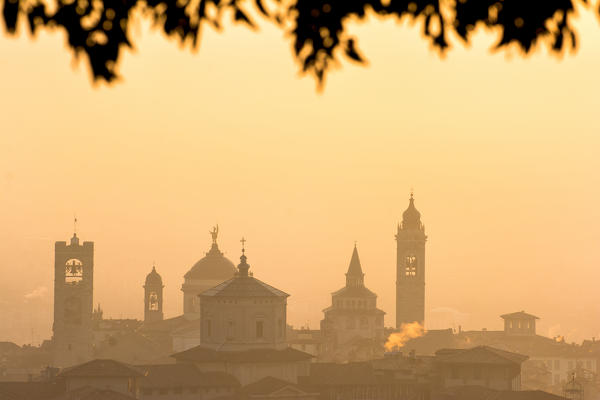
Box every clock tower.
[396,194,427,328]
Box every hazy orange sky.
[1,8,599,346]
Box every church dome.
[184,243,236,281]
[145,266,163,287]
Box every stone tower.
[144,265,164,323]
[396,194,427,328]
[53,233,94,367]
[320,245,385,362]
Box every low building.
[434,346,528,391]
[58,359,142,398]
[286,327,323,358]
[137,363,239,400]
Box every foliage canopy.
[1,0,596,84]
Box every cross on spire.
[240,237,246,253]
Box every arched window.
[65,259,83,284]
[405,255,417,277]
[148,292,159,311]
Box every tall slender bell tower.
[53,231,94,367]
[144,265,164,323]
[396,194,427,328]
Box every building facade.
[396,194,427,328]
[198,247,288,351]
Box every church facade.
[173,245,312,386]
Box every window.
[227,321,235,339]
[360,317,368,328]
[473,367,481,380]
[346,317,355,329]
[278,319,283,338]
[405,255,417,276]
[554,360,560,369]
[65,259,83,284]
[148,292,159,311]
[256,321,264,338]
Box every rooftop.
[171,346,313,363]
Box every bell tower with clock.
[52,227,94,367]
[396,193,427,328]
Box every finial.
[354,240,357,248]
[410,188,414,200]
[240,237,246,254]
[73,214,78,236]
[209,225,219,244]
[152,261,156,271]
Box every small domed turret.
[145,265,163,287]
[402,193,423,231]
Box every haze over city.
[2,8,600,346]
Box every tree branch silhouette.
[1,0,593,85]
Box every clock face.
[405,255,417,276]
[65,259,83,283]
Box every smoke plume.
[385,322,425,351]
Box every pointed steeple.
[346,244,365,287]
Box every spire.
[238,237,250,277]
[401,192,423,231]
[346,244,364,287]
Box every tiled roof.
[172,346,312,363]
[331,285,377,298]
[435,346,528,365]
[500,311,539,320]
[59,359,143,378]
[200,276,289,298]
[243,376,299,395]
[436,386,565,400]
[51,386,137,400]
[0,382,66,400]
[302,362,379,386]
[0,342,20,354]
[139,315,189,332]
[137,364,239,388]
